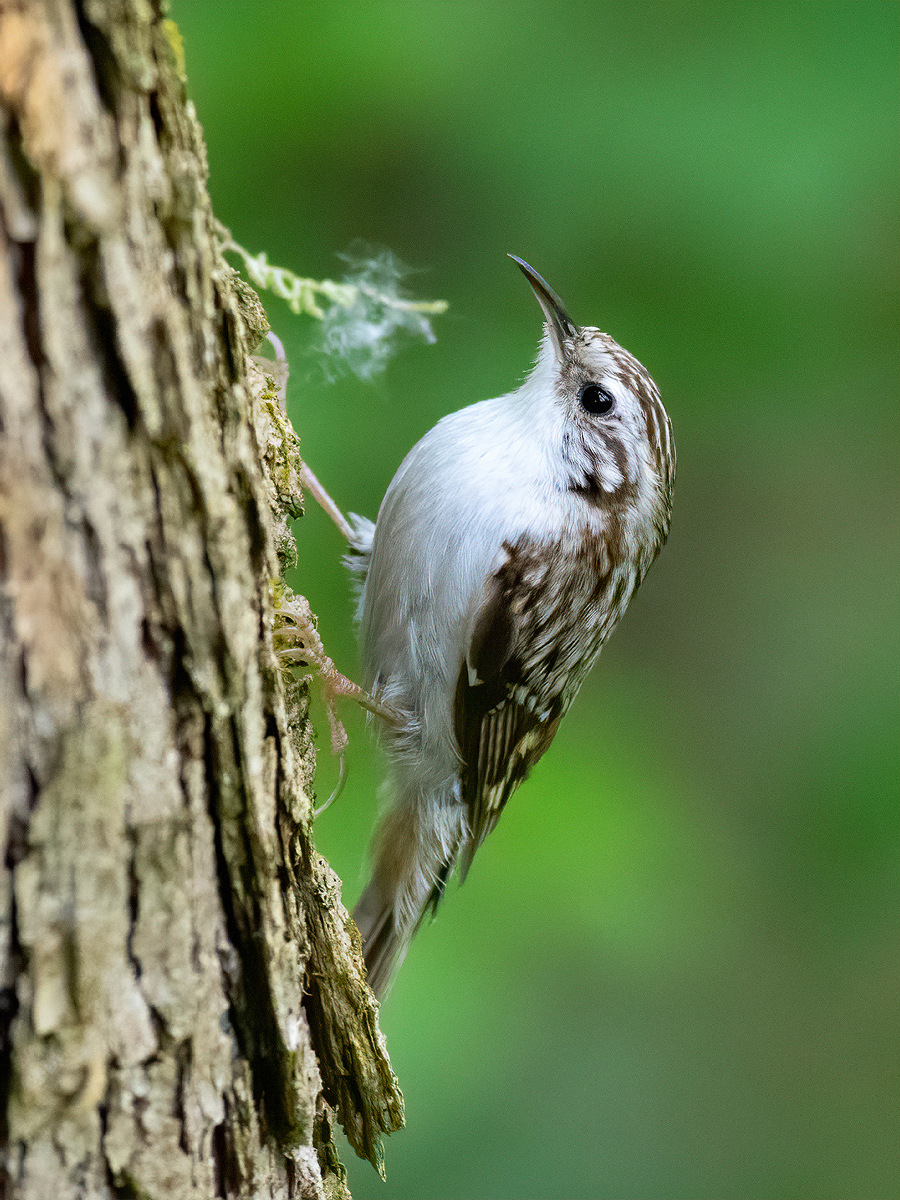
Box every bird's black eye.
[579,382,615,416]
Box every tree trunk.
[0,2,402,1197]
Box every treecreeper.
[348,257,675,996]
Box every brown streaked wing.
[454,555,562,878]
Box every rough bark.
[0,2,402,1197]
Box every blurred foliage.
[172,3,898,1197]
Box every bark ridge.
[0,2,402,1196]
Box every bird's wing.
[454,553,563,877]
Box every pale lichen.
[221,231,447,381]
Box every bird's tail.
[353,793,465,995]
[353,857,453,998]
[352,880,408,999]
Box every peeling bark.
[0,2,402,1197]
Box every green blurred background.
[171,3,898,1197]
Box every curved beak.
[509,255,578,359]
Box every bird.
[348,256,675,997]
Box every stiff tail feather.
[353,861,453,999]
[352,880,409,999]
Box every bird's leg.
[261,332,357,542]
[276,591,399,814]
[276,591,397,723]
[258,336,392,808]
[299,462,355,541]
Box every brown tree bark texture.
[0,2,402,1197]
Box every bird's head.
[510,255,675,525]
